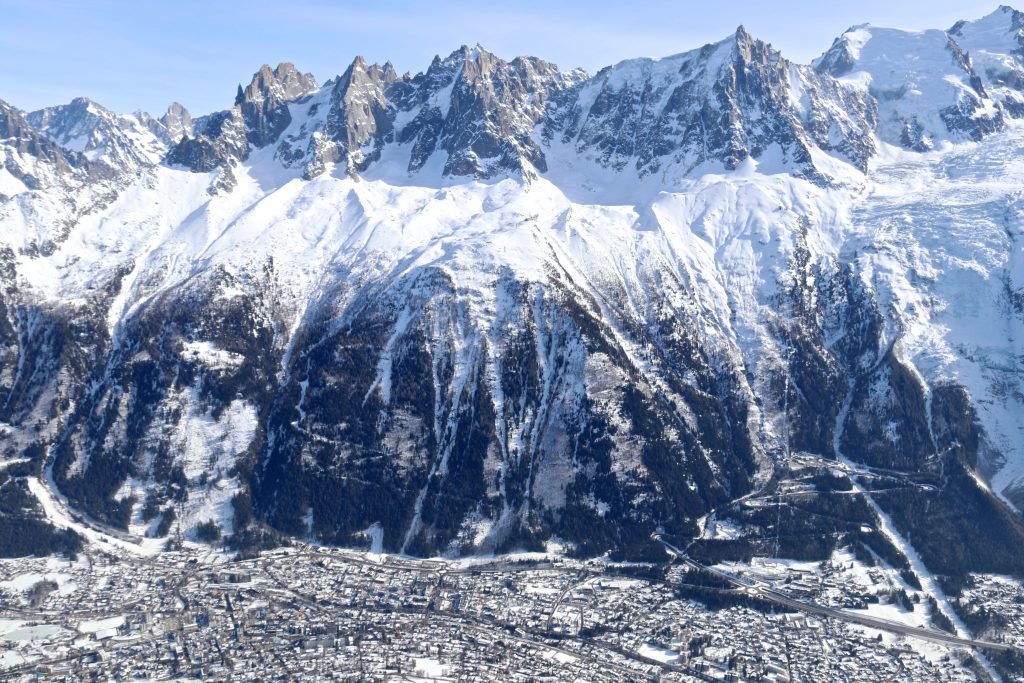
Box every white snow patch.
[181,340,244,370]
[77,616,125,634]
[638,642,681,664]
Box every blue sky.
[0,0,1004,117]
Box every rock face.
[550,28,877,179]
[0,99,96,191]
[3,10,1024,577]
[166,108,249,173]
[280,56,402,177]
[396,47,577,178]
[236,63,318,148]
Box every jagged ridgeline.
[2,7,1024,579]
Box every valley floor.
[1,529,1022,682]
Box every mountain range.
[2,7,1024,587]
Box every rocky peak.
[0,98,97,192]
[717,28,790,93]
[731,24,771,61]
[337,55,393,91]
[554,27,875,181]
[237,62,318,107]
[28,97,108,136]
[411,45,576,177]
[287,46,580,180]
[136,102,194,146]
[166,63,314,183]
[165,107,248,192]
[297,55,399,177]
[342,56,400,86]
[237,62,317,148]
[381,61,400,83]
[158,19,1024,188]
[813,25,867,78]
[159,102,193,143]
[454,43,500,78]
[167,37,875,187]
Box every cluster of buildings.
[0,540,1019,681]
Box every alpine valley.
[4,3,1024,601]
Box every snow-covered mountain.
[951,4,1024,115]
[2,8,1024,579]
[27,97,167,173]
[0,99,99,194]
[815,23,1004,150]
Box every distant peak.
[437,43,498,68]
[28,97,112,123]
[239,62,318,106]
[338,55,401,89]
[951,4,1024,35]
[461,43,489,60]
[66,97,109,114]
[165,101,189,117]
